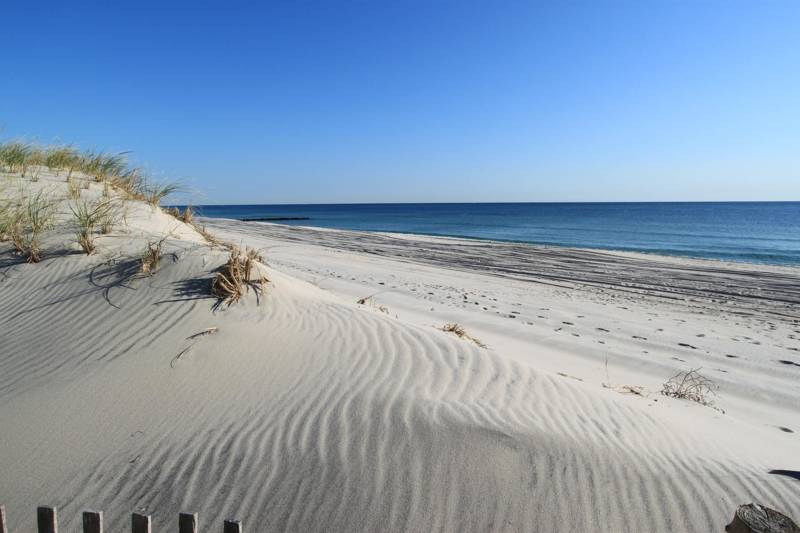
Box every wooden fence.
[0,505,242,532]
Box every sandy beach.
[1,172,799,531]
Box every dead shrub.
[211,246,269,306]
[661,368,718,406]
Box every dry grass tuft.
[67,178,82,200]
[139,237,168,275]
[356,295,390,314]
[661,368,718,406]
[180,205,194,224]
[211,246,269,306]
[601,358,647,397]
[190,221,229,248]
[440,322,486,348]
[165,205,194,224]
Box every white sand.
[1,173,798,531]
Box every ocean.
[187,202,800,266]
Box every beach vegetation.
[67,178,82,200]
[0,141,34,175]
[44,145,79,176]
[70,198,117,254]
[180,205,194,224]
[440,322,486,348]
[0,197,16,242]
[142,180,181,207]
[356,295,390,314]
[0,140,180,206]
[211,246,269,306]
[193,222,226,247]
[139,236,168,275]
[17,191,57,262]
[661,368,718,407]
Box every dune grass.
[0,139,180,207]
[70,198,117,254]
[0,137,204,268]
[67,178,82,200]
[0,141,34,175]
[180,205,194,224]
[14,191,58,262]
[0,197,15,242]
[211,246,269,306]
[44,145,79,177]
[143,181,181,207]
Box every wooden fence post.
[37,506,57,533]
[82,510,103,533]
[0,505,7,533]
[224,518,242,533]
[178,512,197,533]
[131,513,151,533]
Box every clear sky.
[2,1,798,204]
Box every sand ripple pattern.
[0,248,797,532]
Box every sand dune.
[1,174,798,531]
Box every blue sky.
[2,1,798,204]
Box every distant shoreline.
[187,200,800,267]
[240,216,311,222]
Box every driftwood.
[726,503,800,533]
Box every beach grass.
[0,140,180,207]
[211,246,268,306]
[18,191,57,262]
[70,198,117,254]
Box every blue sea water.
[189,202,800,266]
